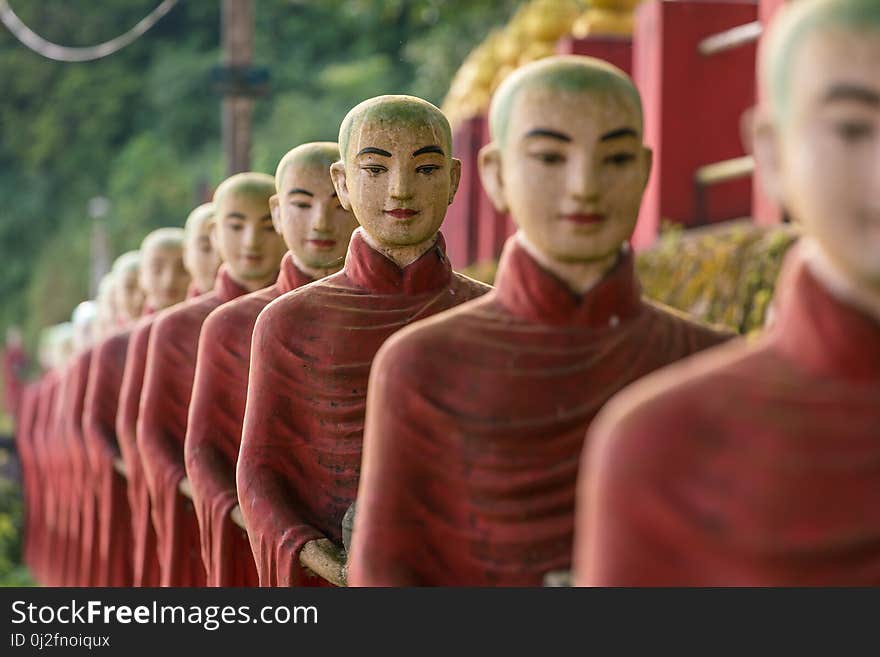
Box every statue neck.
[290,251,343,281]
[516,232,622,296]
[360,228,438,269]
[802,238,880,325]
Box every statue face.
[183,215,222,294]
[757,27,880,288]
[270,164,358,269]
[481,85,650,263]
[114,267,145,323]
[140,244,189,311]
[333,120,461,248]
[213,192,287,284]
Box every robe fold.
[45,369,71,586]
[139,267,251,587]
[186,253,313,587]
[575,250,880,586]
[238,230,491,587]
[348,235,731,586]
[60,349,97,586]
[30,373,58,585]
[116,314,163,587]
[16,382,39,571]
[82,330,134,586]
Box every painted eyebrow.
[357,147,392,157]
[524,128,572,142]
[823,84,880,107]
[412,145,444,157]
[287,188,314,197]
[600,127,639,141]
[225,212,246,220]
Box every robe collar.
[343,229,452,295]
[773,251,880,381]
[494,236,642,327]
[214,266,252,304]
[275,252,314,295]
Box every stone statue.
[574,0,880,586]
[237,95,491,586]
[347,56,731,586]
[138,173,285,587]
[184,142,358,587]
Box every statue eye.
[836,121,873,142]
[529,151,565,165]
[293,202,312,209]
[603,152,636,167]
[361,165,387,176]
[416,165,441,176]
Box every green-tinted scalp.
[213,172,275,205]
[185,203,216,235]
[489,55,643,148]
[111,250,140,275]
[141,227,185,253]
[762,0,880,120]
[338,95,453,163]
[274,142,341,191]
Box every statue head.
[71,300,98,352]
[139,227,189,312]
[111,251,144,324]
[330,95,461,249]
[95,272,118,337]
[270,142,359,272]
[212,172,288,291]
[184,203,222,295]
[51,322,74,369]
[480,55,650,266]
[755,0,880,292]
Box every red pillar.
[631,0,758,249]
[752,0,788,225]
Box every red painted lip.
[243,254,262,262]
[563,213,605,225]
[385,208,419,219]
[308,239,337,248]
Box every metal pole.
[221,0,254,175]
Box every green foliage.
[0,0,520,358]
[0,448,34,586]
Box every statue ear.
[477,143,509,213]
[448,157,462,206]
[208,216,219,252]
[641,146,653,190]
[269,194,282,235]
[752,110,784,204]
[330,162,352,211]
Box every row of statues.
[14,0,880,586]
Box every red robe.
[575,250,880,586]
[138,267,251,587]
[59,349,97,586]
[29,373,57,585]
[82,329,134,586]
[185,254,313,587]
[348,236,732,586]
[116,313,163,586]
[43,370,69,586]
[238,231,491,586]
[16,381,39,571]
[4,343,27,420]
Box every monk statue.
[237,95,491,587]
[183,203,222,298]
[94,273,119,338]
[574,0,880,586]
[347,57,732,587]
[185,143,358,587]
[112,251,145,324]
[84,233,188,587]
[116,223,199,587]
[139,173,286,587]
[57,300,100,586]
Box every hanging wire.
[0,0,178,63]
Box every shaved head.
[111,250,140,275]
[274,142,341,191]
[213,172,275,205]
[761,0,880,121]
[185,203,216,235]
[338,95,452,164]
[141,227,185,253]
[489,55,642,149]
